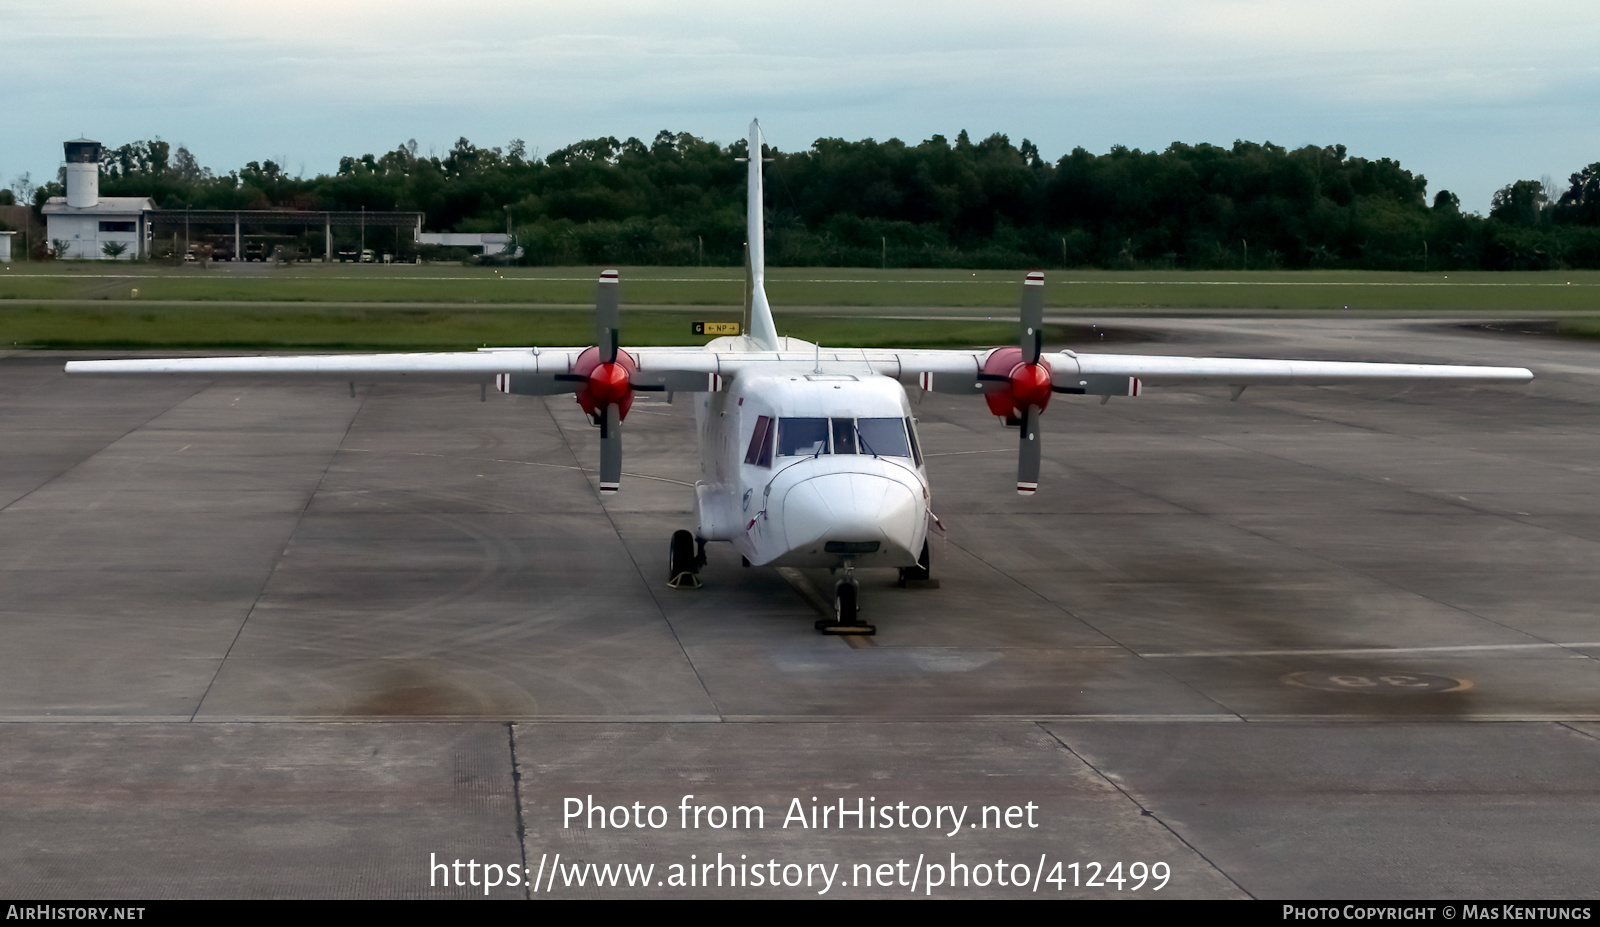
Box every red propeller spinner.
[981,347,1054,420]
[572,344,637,423]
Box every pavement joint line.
[1557,722,1600,743]
[9,714,1600,723]
[1200,404,1592,515]
[1144,642,1600,658]
[0,382,208,520]
[506,722,532,902]
[1036,722,1256,900]
[1239,714,1600,722]
[188,385,371,722]
[539,395,725,721]
[943,534,1246,720]
[1067,410,1600,669]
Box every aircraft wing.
[63,346,980,383]
[820,348,1533,394]
[64,349,587,380]
[65,346,1532,391]
[1062,352,1534,387]
[62,347,722,394]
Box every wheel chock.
[815,620,876,635]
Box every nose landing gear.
[816,559,876,635]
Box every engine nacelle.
[572,345,638,422]
[981,346,1054,421]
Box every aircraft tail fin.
[745,119,780,350]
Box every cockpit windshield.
[771,417,916,460]
[776,418,830,457]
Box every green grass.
[0,304,1024,350]
[5,263,1600,312]
[2,263,1597,349]
[779,269,1600,312]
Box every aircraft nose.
[782,472,923,561]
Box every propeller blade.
[1017,404,1041,495]
[596,268,620,364]
[599,403,622,494]
[1021,270,1045,365]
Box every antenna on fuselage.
[743,119,780,351]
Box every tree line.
[11,131,1600,270]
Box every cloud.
[3,0,1596,211]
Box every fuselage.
[691,337,931,570]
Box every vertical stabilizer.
[745,120,780,350]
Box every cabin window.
[98,221,136,233]
[744,415,774,468]
[776,418,829,457]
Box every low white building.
[42,139,155,260]
[415,230,517,257]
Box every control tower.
[42,138,154,259]
[64,139,102,208]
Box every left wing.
[867,271,1533,495]
[1064,352,1533,388]
[882,345,1531,496]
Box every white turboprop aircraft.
[67,120,1534,633]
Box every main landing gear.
[896,539,938,589]
[667,529,703,589]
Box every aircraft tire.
[898,540,932,584]
[835,582,858,624]
[668,530,699,588]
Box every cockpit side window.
[756,420,774,467]
[776,418,829,457]
[744,415,774,468]
[904,417,923,467]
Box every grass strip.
[0,305,1024,350]
[3,266,1598,312]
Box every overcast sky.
[4,0,1598,213]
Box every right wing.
[64,350,585,382]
